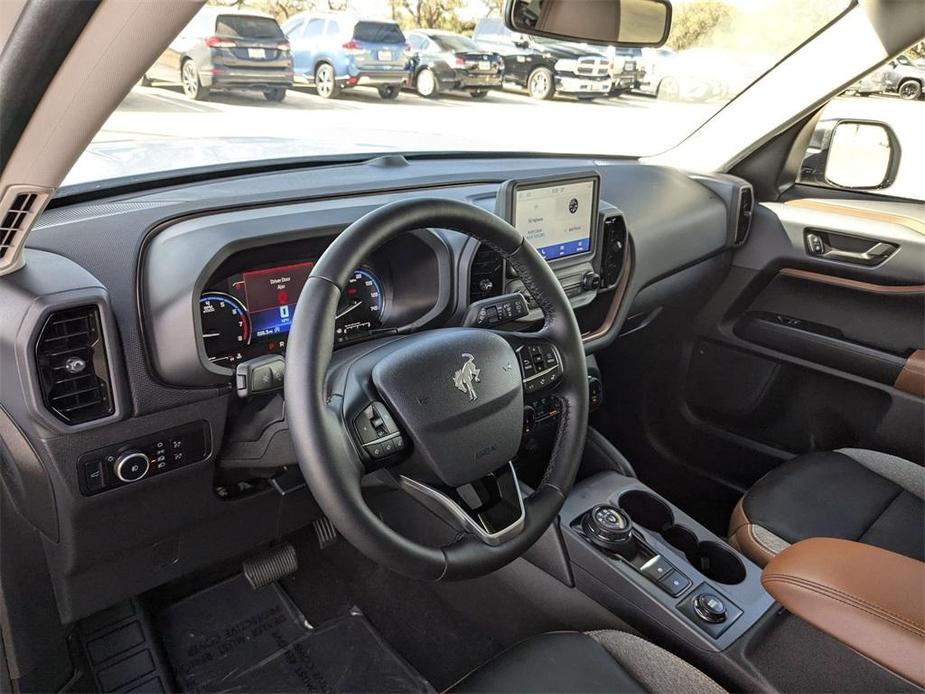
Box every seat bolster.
[728,498,790,567]
[587,630,726,694]
[449,632,646,693]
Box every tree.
[665,0,734,52]
[908,40,925,61]
[480,0,504,17]
[397,0,465,30]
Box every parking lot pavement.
[89,85,923,199]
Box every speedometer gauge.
[335,269,384,344]
[199,292,251,365]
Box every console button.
[693,593,727,623]
[84,460,105,492]
[659,571,692,597]
[640,555,674,582]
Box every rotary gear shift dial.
[581,504,637,558]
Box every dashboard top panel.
[27,156,733,410]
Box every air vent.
[0,185,51,275]
[35,306,114,425]
[734,186,754,245]
[469,243,504,302]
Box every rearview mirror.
[799,119,901,191]
[504,0,672,47]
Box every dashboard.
[193,172,610,370]
[8,155,747,621]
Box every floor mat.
[156,574,431,693]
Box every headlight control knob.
[114,451,150,483]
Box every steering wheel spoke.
[396,463,526,546]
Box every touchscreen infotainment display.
[513,178,596,260]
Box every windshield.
[66,0,852,188]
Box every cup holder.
[618,490,746,585]
[618,490,674,532]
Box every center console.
[560,472,774,651]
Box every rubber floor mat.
[157,574,431,693]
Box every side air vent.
[469,243,504,302]
[0,185,52,275]
[35,306,114,425]
[734,186,754,246]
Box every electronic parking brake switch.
[353,402,406,460]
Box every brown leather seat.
[730,448,924,566]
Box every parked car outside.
[143,7,293,102]
[603,46,646,96]
[636,48,762,103]
[883,54,925,100]
[406,30,504,98]
[282,13,410,100]
[848,54,925,100]
[636,46,675,95]
[472,18,611,100]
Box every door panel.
[684,200,925,466]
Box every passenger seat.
[729,448,924,566]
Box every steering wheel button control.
[77,422,210,496]
[518,342,562,394]
[354,402,405,461]
[465,293,529,328]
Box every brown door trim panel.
[779,268,925,295]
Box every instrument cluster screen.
[242,261,313,338]
[513,178,596,260]
[199,260,384,366]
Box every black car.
[143,7,293,102]
[406,30,504,98]
[472,18,611,100]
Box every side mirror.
[799,120,900,190]
[504,0,672,47]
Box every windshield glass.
[66,0,851,188]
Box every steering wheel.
[285,198,588,580]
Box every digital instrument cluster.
[199,260,385,366]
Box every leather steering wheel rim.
[285,198,588,580]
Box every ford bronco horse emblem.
[453,353,481,401]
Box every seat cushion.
[450,631,724,693]
[730,449,925,566]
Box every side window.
[797,58,921,200]
[305,18,324,39]
[407,35,424,50]
[325,20,340,36]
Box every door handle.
[822,242,895,263]
[805,231,897,266]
